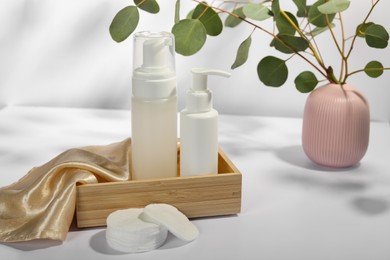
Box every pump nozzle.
[132,31,176,99]
[191,68,231,91]
[186,68,231,113]
[143,38,170,68]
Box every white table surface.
[0,105,389,260]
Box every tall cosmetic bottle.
[131,31,177,180]
[180,68,231,176]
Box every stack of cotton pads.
[106,208,168,253]
[106,204,199,253]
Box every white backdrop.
[0,0,389,121]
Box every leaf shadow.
[351,196,390,215]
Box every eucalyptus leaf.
[272,1,297,35]
[243,3,272,21]
[365,24,389,49]
[276,11,298,35]
[186,9,195,19]
[271,34,309,54]
[231,35,252,69]
[364,61,384,78]
[356,22,374,38]
[293,0,308,17]
[175,0,180,24]
[308,0,336,27]
[257,56,288,87]
[271,0,281,17]
[172,19,207,56]
[225,7,246,28]
[317,0,350,15]
[270,38,292,54]
[110,6,139,43]
[134,0,159,14]
[295,71,318,93]
[192,3,223,36]
[311,23,335,36]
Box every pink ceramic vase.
[302,83,370,168]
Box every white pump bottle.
[131,31,177,180]
[180,68,231,177]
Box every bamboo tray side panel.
[76,148,241,228]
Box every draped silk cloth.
[0,138,131,242]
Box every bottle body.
[131,95,177,180]
[131,31,177,180]
[180,109,218,176]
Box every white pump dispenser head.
[142,39,167,69]
[132,31,176,99]
[186,68,231,113]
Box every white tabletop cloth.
[0,105,389,260]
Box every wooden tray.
[76,148,242,228]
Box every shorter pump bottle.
[180,68,231,177]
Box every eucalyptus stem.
[193,0,329,79]
[190,0,387,87]
[195,2,210,18]
[243,20,329,80]
[346,0,381,60]
[324,14,343,84]
[136,0,147,7]
[285,53,296,63]
[338,13,348,83]
[306,23,325,67]
[192,0,274,36]
[345,67,390,80]
[280,10,327,72]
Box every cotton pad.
[140,204,199,242]
[106,208,168,253]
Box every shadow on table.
[89,230,190,255]
[274,145,367,193]
[276,145,390,216]
[351,197,390,215]
[276,145,361,172]
[89,230,125,255]
[1,239,62,251]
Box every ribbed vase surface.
[302,83,370,168]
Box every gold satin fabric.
[0,138,131,242]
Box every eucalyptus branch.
[324,14,343,84]
[193,0,328,79]
[244,20,329,80]
[345,67,390,80]
[285,53,296,62]
[193,0,270,37]
[346,0,381,59]
[306,23,325,67]
[280,10,327,72]
[109,0,389,92]
[338,13,347,83]
[195,2,210,18]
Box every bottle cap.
[132,31,176,99]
